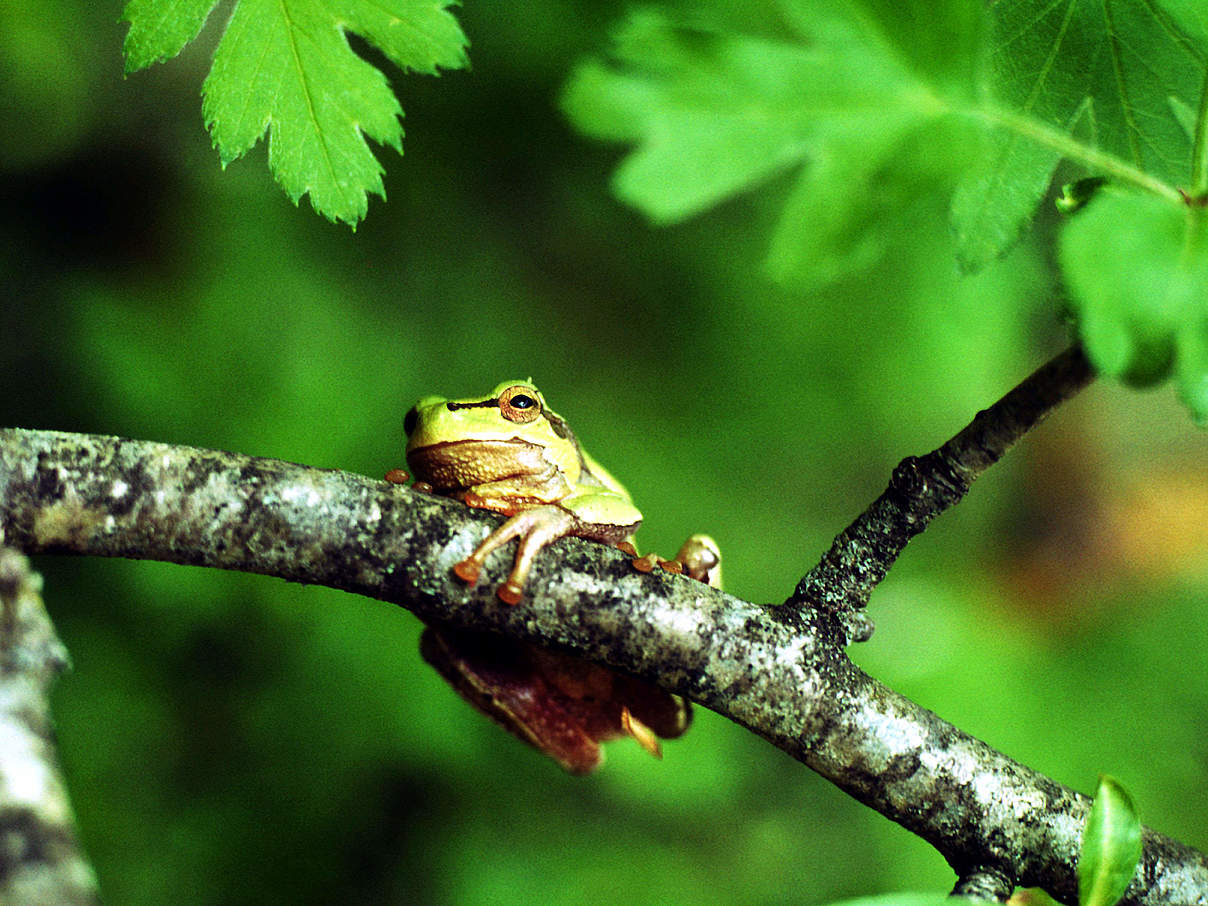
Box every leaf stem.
[969,105,1184,203]
[1192,69,1208,195]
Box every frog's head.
[404,381,581,491]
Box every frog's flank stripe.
[542,410,597,482]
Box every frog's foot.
[621,548,693,578]
[615,543,682,575]
[383,468,410,485]
[620,706,663,759]
[454,505,577,605]
[629,552,662,573]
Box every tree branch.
[0,424,1204,904]
[0,547,99,905]
[789,345,1096,640]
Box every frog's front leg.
[453,505,577,604]
[454,491,640,605]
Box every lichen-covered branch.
[0,548,99,905]
[789,345,1095,640]
[0,426,1204,903]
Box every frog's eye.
[498,385,543,424]
[403,406,419,437]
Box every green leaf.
[122,0,216,72]
[561,2,983,287]
[1077,775,1143,906]
[952,0,1206,271]
[1060,189,1208,419]
[122,0,469,226]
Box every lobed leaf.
[122,0,468,225]
[562,2,982,287]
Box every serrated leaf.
[1061,189,1208,418]
[122,0,468,226]
[122,0,217,72]
[561,2,983,287]
[952,0,1206,271]
[1077,775,1143,906]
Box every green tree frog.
[390,380,721,773]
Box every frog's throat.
[406,437,552,491]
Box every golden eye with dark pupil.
[498,385,542,423]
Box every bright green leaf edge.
[1077,775,1143,906]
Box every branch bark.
[0,419,1205,904]
[0,548,99,905]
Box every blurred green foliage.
[1,1,1207,904]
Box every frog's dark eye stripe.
[403,406,419,436]
[445,398,498,411]
[497,385,543,424]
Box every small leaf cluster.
[562,0,1208,421]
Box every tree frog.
[390,380,721,772]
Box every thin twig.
[0,426,1204,905]
[789,345,1095,639]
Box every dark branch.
[0,426,1204,905]
[952,869,1014,902]
[789,345,1095,639]
[0,548,99,905]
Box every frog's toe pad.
[630,553,659,573]
[620,707,663,759]
[496,581,524,606]
[453,559,481,585]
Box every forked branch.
[790,344,1095,640]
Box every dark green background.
[2,1,1206,903]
